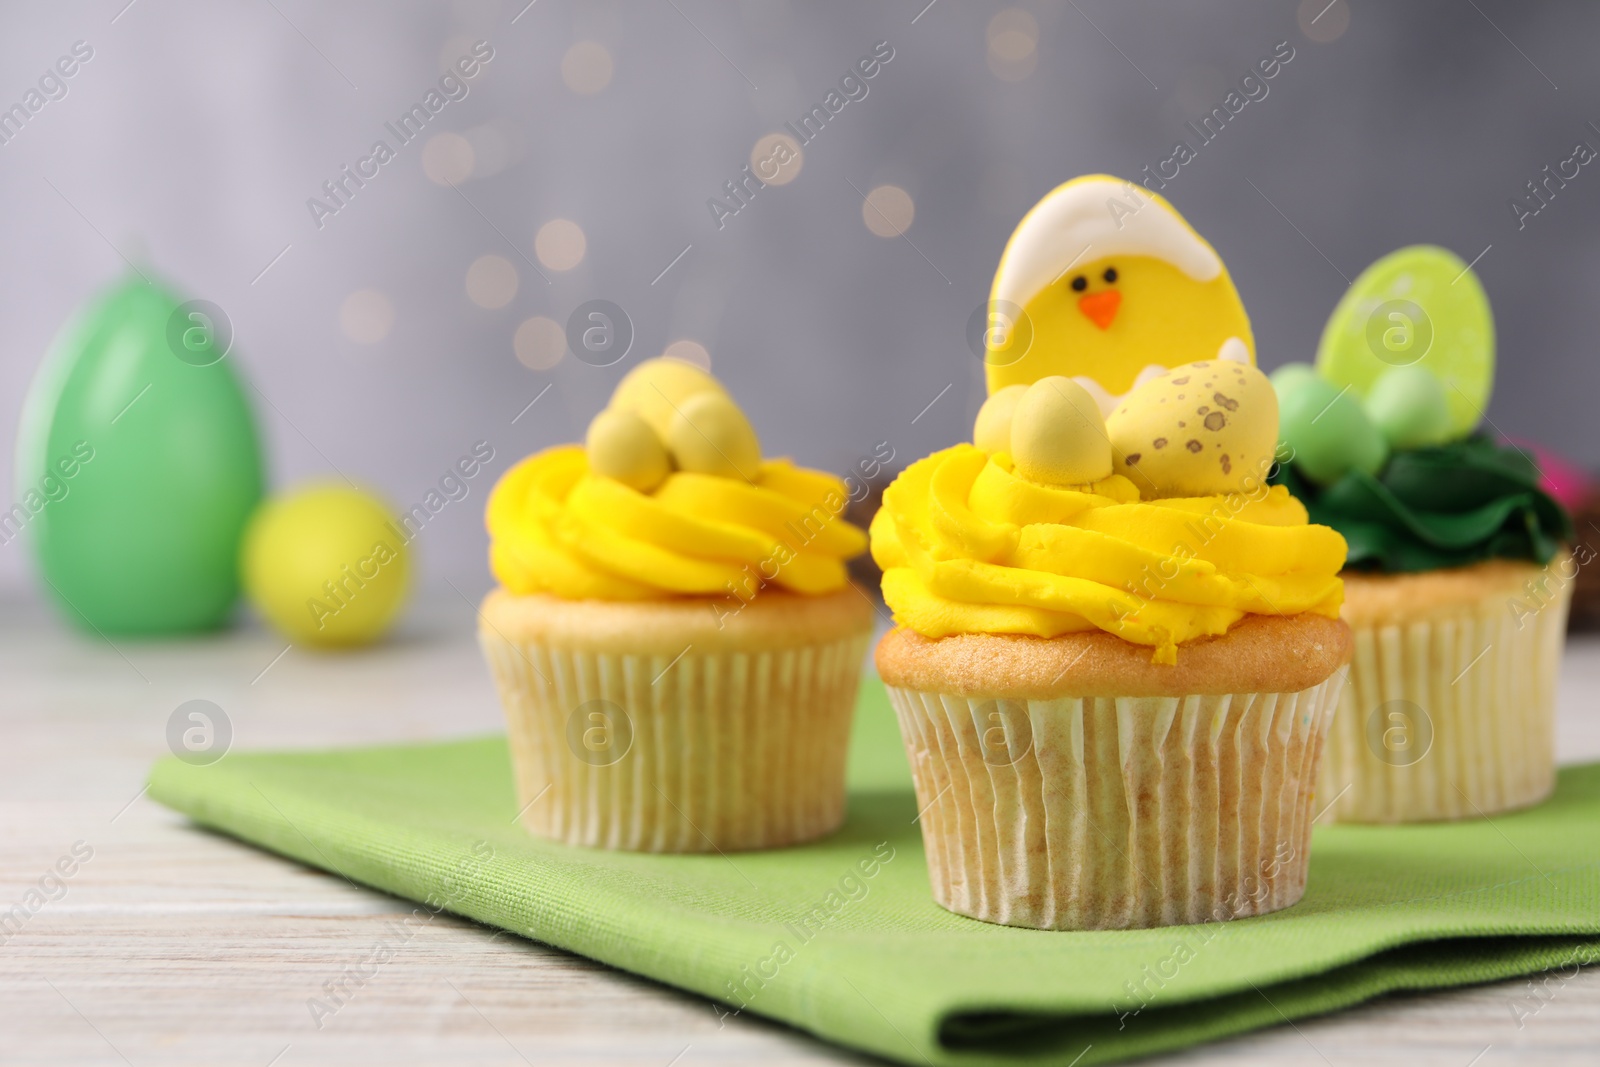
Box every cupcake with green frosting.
[1272,246,1574,824]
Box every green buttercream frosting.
[1273,435,1573,573]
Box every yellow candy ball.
[1010,377,1113,486]
[610,357,727,438]
[241,483,410,647]
[973,384,1028,454]
[667,391,762,481]
[587,408,671,491]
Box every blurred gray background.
[3,0,1597,598]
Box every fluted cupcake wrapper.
[885,677,1345,930]
[481,631,870,852]
[1317,574,1572,824]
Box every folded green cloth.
[149,678,1600,1066]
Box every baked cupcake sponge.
[480,587,874,852]
[1317,556,1571,823]
[878,614,1352,930]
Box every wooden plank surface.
[3,587,1598,1066]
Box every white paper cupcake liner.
[482,631,870,852]
[1316,568,1571,824]
[885,676,1345,930]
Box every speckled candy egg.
[1107,360,1279,497]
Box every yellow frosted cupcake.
[481,358,873,852]
[874,176,1351,930]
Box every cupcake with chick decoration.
[872,177,1353,931]
[1271,246,1574,824]
[481,358,874,852]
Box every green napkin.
[149,678,1600,1066]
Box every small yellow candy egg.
[973,384,1028,454]
[1010,376,1113,486]
[667,391,762,480]
[586,408,671,491]
[610,357,728,438]
[1106,360,1279,497]
[241,483,410,648]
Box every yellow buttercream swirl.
[488,445,868,600]
[869,444,1347,663]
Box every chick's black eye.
[1103,267,1118,284]
[1069,275,1087,292]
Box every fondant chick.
[984,175,1256,416]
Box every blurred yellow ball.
[242,483,410,647]
[609,357,726,437]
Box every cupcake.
[873,176,1352,930]
[481,358,874,852]
[1272,246,1575,823]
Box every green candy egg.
[1268,362,1320,404]
[1364,365,1452,450]
[1316,245,1493,438]
[15,273,265,634]
[1278,378,1388,487]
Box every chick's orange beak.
[1077,290,1122,330]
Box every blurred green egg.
[1268,362,1320,404]
[1278,377,1388,487]
[14,273,265,633]
[1365,365,1453,450]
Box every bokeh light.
[421,132,475,185]
[514,315,566,370]
[1298,0,1350,43]
[535,219,587,272]
[466,254,518,309]
[562,41,614,94]
[662,339,712,370]
[750,132,803,186]
[987,8,1039,82]
[862,185,915,237]
[339,288,394,344]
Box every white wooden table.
[3,585,1598,1066]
